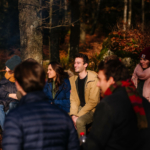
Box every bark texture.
[18,0,43,64]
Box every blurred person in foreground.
[132,47,150,102]
[83,55,149,150]
[2,60,79,150]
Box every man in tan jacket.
[70,53,100,137]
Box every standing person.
[0,55,21,130]
[69,53,100,137]
[43,61,71,113]
[132,47,150,101]
[2,60,79,150]
[83,56,148,150]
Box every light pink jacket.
[132,64,150,102]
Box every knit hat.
[139,47,150,61]
[5,55,22,70]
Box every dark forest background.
[0,0,150,75]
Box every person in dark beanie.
[132,47,150,101]
[2,60,79,150]
[0,55,21,130]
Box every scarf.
[132,64,150,101]
[104,79,148,129]
[5,72,15,83]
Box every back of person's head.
[98,55,130,82]
[14,60,46,93]
[75,53,89,65]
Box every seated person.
[0,55,21,130]
[43,61,71,113]
[69,53,100,138]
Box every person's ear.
[84,63,88,68]
[108,77,115,85]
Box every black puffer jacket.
[2,91,80,150]
[0,77,18,112]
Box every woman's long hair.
[48,61,69,91]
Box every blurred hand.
[9,93,18,100]
[71,115,78,129]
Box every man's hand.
[71,115,78,129]
[9,94,18,100]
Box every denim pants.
[0,101,19,130]
[0,105,5,130]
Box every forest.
[0,0,150,76]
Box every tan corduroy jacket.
[69,70,100,117]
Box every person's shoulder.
[69,74,78,82]
[87,70,97,78]
[63,78,70,83]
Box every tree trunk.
[18,0,43,64]
[49,0,60,62]
[69,0,80,62]
[127,0,132,29]
[123,0,128,31]
[90,0,101,35]
[80,0,86,43]
[64,0,68,23]
[142,0,144,31]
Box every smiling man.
[69,53,100,138]
[83,56,148,150]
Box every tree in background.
[123,0,127,31]
[69,0,80,62]
[142,0,144,31]
[18,0,43,64]
[127,0,132,29]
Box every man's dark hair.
[98,56,130,82]
[14,60,46,93]
[75,53,89,65]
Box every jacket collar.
[75,70,96,83]
[19,91,48,105]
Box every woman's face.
[47,64,56,80]
[140,58,150,69]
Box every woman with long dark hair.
[132,47,150,101]
[43,61,71,113]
